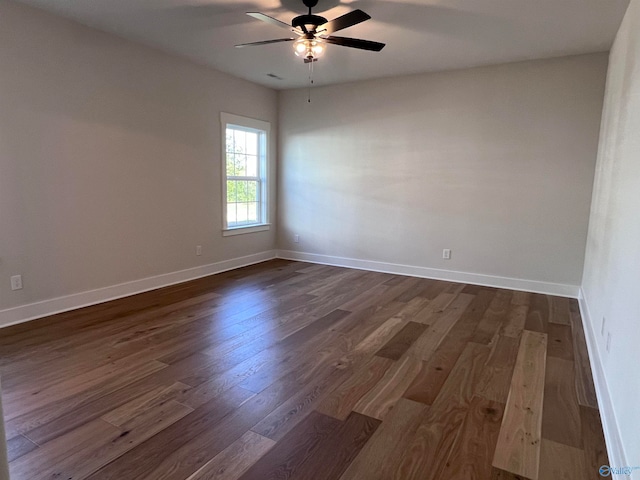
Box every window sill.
[222,224,271,236]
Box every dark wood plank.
[538,438,588,479]
[491,466,531,479]
[6,435,38,462]
[542,356,582,448]
[236,411,341,480]
[569,300,599,408]
[471,290,513,344]
[396,343,491,480]
[402,290,495,405]
[499,304,528,338]
[375,321,427,360]
[185,431,275,480]
[86,385,256,479]
[547,323,574,360]
[580,405,610,480]
[524,294,551,333]
[249,364,350,441]
[549,296,571,325]
[290,411,381,480]
[339,398,429,480]
[19,371,185,444]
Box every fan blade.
[235,38,295,48]
[319,9,370,34]
[324,36,385,52]
[247,12,292,30]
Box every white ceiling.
[13,0,629,89]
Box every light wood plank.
[475,335,520,403]
[352,355,422,420]
[440,395,505,479]
[316,356,394,420]
[492,330,547,480]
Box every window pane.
[248,202,258,223]
[246,155,257,177]
[246,131,258,155]
[227,180,237,203]
[225,130,234,153]
[236,202,249,223]
[235,181,247,202]
[227,203,237,225]
[226,153,235,176]
[233,129,246,154]
[235,155,247,176]
[247,181,258,202]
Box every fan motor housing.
[292,14,327,30]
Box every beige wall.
[278,54,607,288]
[582,0,640,469]
[0,1,277,314]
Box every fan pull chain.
[307,59,314,103]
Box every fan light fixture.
[293,37,325,60]
[236,0,385,65]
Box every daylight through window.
[221,113,269,233]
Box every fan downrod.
[292,0,326,31]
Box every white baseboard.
[578,289,630,478]
[276,250,579,298]
[0,250,277,329]
[0,248,580,330]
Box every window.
[221,113,270,235]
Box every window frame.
[220,112,270,236]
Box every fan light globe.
[293,37,325,59]
[294,39,307,54]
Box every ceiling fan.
[235,0,385,63]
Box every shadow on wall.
[0,1,271,148]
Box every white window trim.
[221,112,270,235]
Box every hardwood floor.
[0,260,608,479]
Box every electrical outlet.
[11,275,23,291]
[606,332,612,353]
[294,234,300,244]
[601,316,606,336]
[196,245,202,256]
[443,249,451,260]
